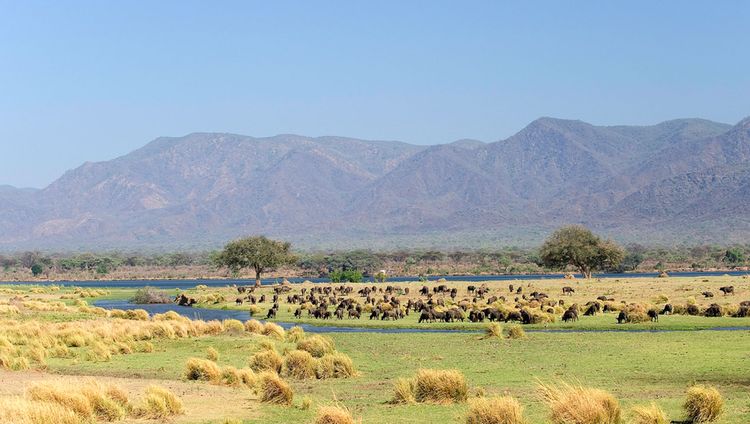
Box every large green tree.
[539,225,624,278]
[215,236,295,287]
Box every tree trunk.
[255,270,262,288]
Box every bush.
[249,349,283,373]
[631,402,668,424]
[683,385,723,423]
[297,335,335,358]
[257,372,294,406]
[281,350,317,379]
[184,358,221,382]
[466,396,527,424]
[130,287,172,304]
[537,381,621,424]
[314,405,354,424]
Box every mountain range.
[1,116,749,251]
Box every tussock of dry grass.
[507,325,526,340]
[484,323,503,339]
[631,402,668,424]
[25,380,132,422]
[537,381,621,424]
[466,396,527,424]
[297,335,335,358]
[257,372,294,406]
[392,369,468,404]
[249,348,283,373]
[683,385,723,423]
[261,322,285,340]
[281,349,317,379]
[206,346,220,361]
[286,326,305,342]
[316,352,356,379]
[133,385,183,419]
[184,357,221,382]
[0,397,80,424]
[314,404,355,424]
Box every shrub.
[507,325,526,339]
[257,372,294,406]
[683,385,723,423]
[537,381,621,424]
[631,402,668,424]
[130,287,172,304]
[249,349,283,373]
[466,396,527,424]
[484,323,503,339]
[184,358,221,382]
[206,346,220,361]
[409,369,468,404]
[314,405,354,424]
[281,350,317,379]
[297,335,335,358]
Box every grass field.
[0,278,748,423]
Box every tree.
[539,225,624,278]
[215,236,295,287]
[30,263,44,276]
[723,248,744,266]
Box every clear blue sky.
[1,1,748,188]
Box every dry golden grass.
[133,385,184,419]
[537,381,621,424]
[244,319,264,334]
[392,369,468,404]
[184,357,222,382]
[281,349,317,379]
[683,385,723,423]
[484,323,504,339]
[507,325,526,340]
[286,326,305,342]
[314,404,355,424]
[249,348,283,373]
[315,352,356,379]
[466,396,527,424]
[206,346,220,361]
[0,397,80,424]
[631,402,668,424]
[297,335,335,358]
[25,380,132,422]
[257,371,294,406]
[261,322,285,340]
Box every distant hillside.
[1,117,748,251]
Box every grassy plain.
[0,277,748,423]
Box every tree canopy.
[539,225,624,278]
[215,236,295,287]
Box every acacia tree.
[539,225,624,278]
[215,236,295,287]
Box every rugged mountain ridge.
[1,117,747,251]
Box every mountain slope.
[0,116,745,250]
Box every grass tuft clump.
[206,346,220,361]
[631,402,668,424]
[466,395,527,424]
[257,372,294,406]
[286,326,305,342]
[683,385,723,423]
[537,381,621,424]
[392,369,468,404]
[249,348,283,373]
[297,335,335,358]
[184,357,221,382]
[261,322,285,340]
[507,325,526,339]
[314,404,354,424]
[281,350,317,379]
[484,323,504,339]
[133,385,183,419]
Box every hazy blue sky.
[1,1,748,188]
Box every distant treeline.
[1,243,748,279]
